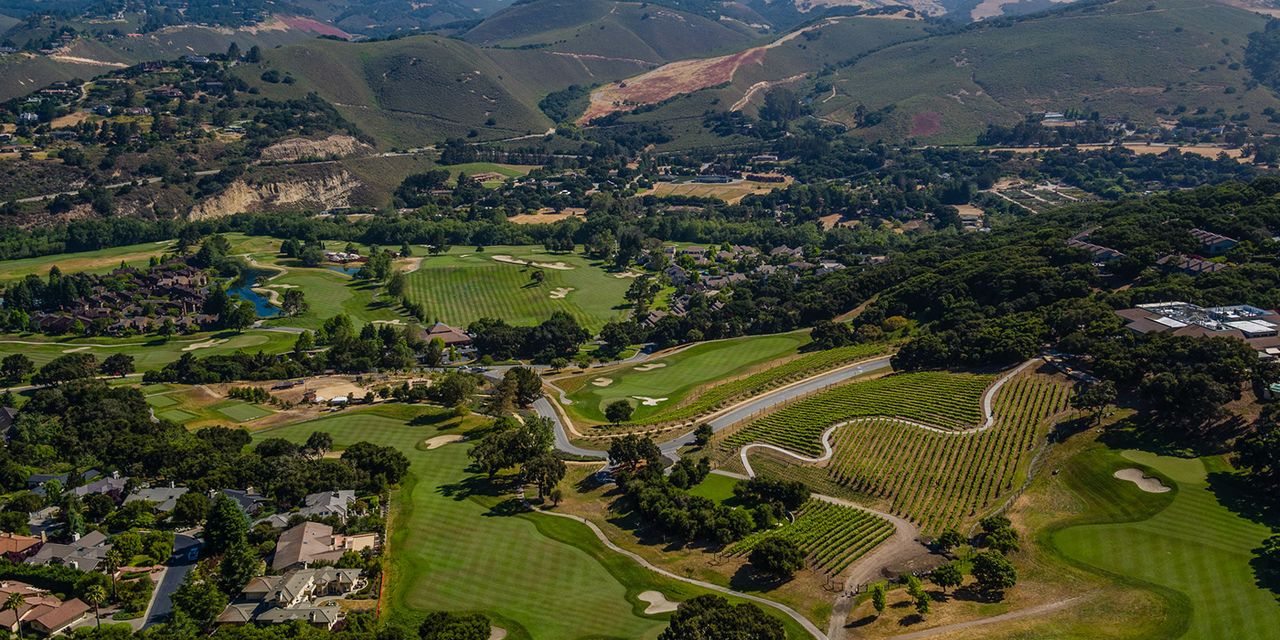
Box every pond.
[327,265,360,276]
[228,268,282,318]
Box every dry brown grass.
[641,177,792,204]
[508,207,587,224]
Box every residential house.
[272,522,376,572]
[26,530,112,572]
[1189,228,1239,256]
[424,322,473,348]
[221,488,271,516]
[0,407,18,443]
[258,491,358,528]
[125,486,188,512]
[72,472,129,501]
[1156,254,1229,275]
[0,533,42,562]
[0,581,90,636]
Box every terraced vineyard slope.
[723,371,994,455]
[728,499,895,576]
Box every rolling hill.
[236,32,653,147]
[462,0,765,63]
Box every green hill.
[463,0,763,62]
[236,33,652,147]
[814,0,1280,142]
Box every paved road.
[542,355,894,461]
[144,533,201,627]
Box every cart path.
[884,596,1087,639]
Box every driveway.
[144,533,201,627]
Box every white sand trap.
[182,338,229,352]
[613,270,643,278]
[549,287,574,299]
[491,255,574,270]
[371,319,405,326]
[633,396,668,406]
[61,346,91,353]
[591,378,613,387]
[638,591,678,614]
[264,283,298,289]
[424,434,464,450]
[1114,468,1171,493]
[633,363,666,372]
[488,628,507,640]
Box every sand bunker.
[252,287,281,306]
[183,338,229,352]
[638,591,678,614]
[633,363,666,372]
[491,255,574,270]
[312,380,367,400]
[488,628,507,640]
[613,270,643,278]
[549,287,574,299]
[61,346,91,353]
[264,283,298,289]
[591,378,613,387]
[633,396,668,406]
[423,434,464,450]
[1113,468,1171,493]
[371,319,405,326]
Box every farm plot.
[728,500,894,576]
[822,373,1069,533]
[723,371,994,456]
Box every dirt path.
[738,358,1040,477]
[536,508,827,639]
[884,596,1086,639]
[817,494,928,640]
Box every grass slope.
[817,0,1280,143]
[403,246,630,332]
[464,0,762,62]
[1052,449,1280,640]
[254,405,813,639]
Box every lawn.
[215,402,274,423]
[1052,449,1280,640]
[157,409,198,423]
[403,246,632,332]
[686,473,740,504]
[256,265,403,331]
[0,330,298,372]
[0,240,178,282]
[560,332,812,424]
[253,405,814,639]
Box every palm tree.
[5,592,26,640]
[84,585,107,630]
[103,548,123,599]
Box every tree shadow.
[897,613,923,627]
[409,412,458,428]
[949,585,1001,603]
[484,497,530,517]
[728,564,791,592]
[1205,470,1280,529]
[846,615,876,629]
[1097,415,1226,457]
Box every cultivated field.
[728,499,894,576]
[254,405,813,638]
[403,246,631,332]
[642,177,793,204]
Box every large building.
[1116,302,1280,356]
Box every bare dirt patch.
[491,255,574,270]
[1113,468,1171,493]
[423,434,464,450]
[399,257,424,273]
[507,208,586,224]
[260,135,372,163]
[910,111,942,137]
[638,591,678,614]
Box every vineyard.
[727,499,895,575]
[626,342,892,427]
[723,372,994,456]
[750,372,1071,534]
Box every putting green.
[146,394,178,408]
[215,402,273,422]
[1053,449,1280,640]
[563,332,810,423]
[157,409,198,423]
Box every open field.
[0,240,177,282]
[1052,449,1280,640]
[253,405,813,639]
[403,246,632,332]
[144,383,276,427]
[642,177,792,204]
[559,332,811,424]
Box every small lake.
[327,265,360,276]
[228,268,281,318]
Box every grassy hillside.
[463,0,763,62]
[816,0,1280,143]
[238,33,650,147]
